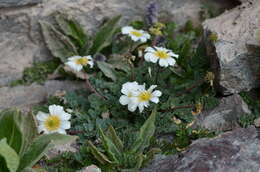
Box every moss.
[10,59,60,87]
[239,91,260,127]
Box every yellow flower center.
[127,92,133,97]
[44,115,61,131]
[138,91,152,102]
[75,58,88,65]
[154,50,169,59]
[130,30,143,37]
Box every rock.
[254,118,260,127]
[0,80,84,111]
[46,142,77,159]
[0,0,236,86]
[203,0,260,95]
[0,0,42,8]
[141,126,260,172]
[193,94,251,131]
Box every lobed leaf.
[98,127,121,163]
[106,125,124,151]
[130,108,157,154]
[55,13,87,50]
[87,141,113,165]
[19,133,77,170]
[97,61,117,81]
[40,21,78,62]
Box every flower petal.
[150,97,159,103]
[167,57,176,66]
[159,59,169,67]
[119,95,129,105]
[36,111,48,121]
[49,105,64,115]
[122,26,133,34]
[152,90,162,97]
[61,121,71,129]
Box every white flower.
[121,26,151,43]
[82,165,101,172]
[133,84,162,113]
[65,55,94,72]
[119,82,162,113]
[144,46,179,67]
[119,81,142,112]
[36,105,71,134]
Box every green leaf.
[55,13,87,49]
[130,108,157,154]
[89,16,121,54]
[15,112,38,156]
[87,141,113,165]
[98,127,121,162]
[106,125,124,151]
[0,110,23,154]
[0,138,20,172]
[40,21,78,62]
[19,133,77,170]
[97,61,117,81]
[108,55,131,73]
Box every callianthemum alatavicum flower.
[144,46,179,67]
[133,84,162,112]
[36,105,71,134]
[119,82,162,112]
[119,81,142,112]
[121,26,151,43]
[65,55,94,72]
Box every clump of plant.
[87,109,159,172]
[0,109,77,172]
[10,59,60,86]
[37,5,220,171]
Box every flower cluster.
[119,82,162,113]
[36,105,71,134]
[66,55,94,72]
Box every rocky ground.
[0,0,260,171]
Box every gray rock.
[141,126,260,172]
[0,80,84,111]
[203,0,260,95]
[0,0,42,8]
[193,94,251,131]
[0,0,236,86]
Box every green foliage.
[40,14,121,80]
[87,109,159,172]
[35,14,220,171]
[0,138,20,172]
[239,91,260,127]
[10,59,60,86]
[0,110,77,172]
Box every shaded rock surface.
[0,80,84,111]
[0,0,237,86]
[0,0,42,8]
[142,126,260,172]
[203,0,260,95]
[193,94,251,131]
